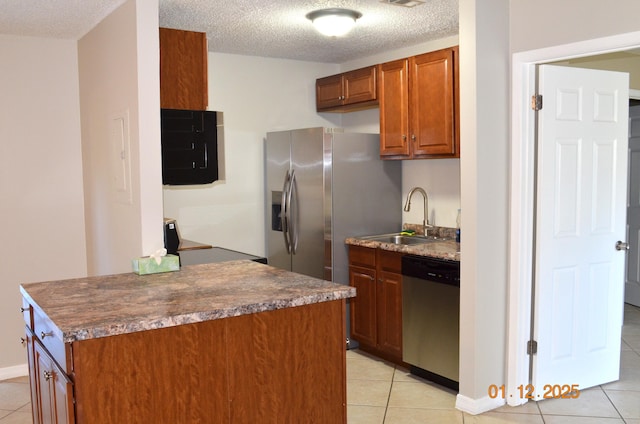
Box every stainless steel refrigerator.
[265,127,402,286]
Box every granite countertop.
[20,260,355,344]
[345,235,460,262]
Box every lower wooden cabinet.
[23,299,347,423]
[25,327,74,424]
[349,264,377,347]
[349,245,403,364]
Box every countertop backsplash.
[403,223,457,239]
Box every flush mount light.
[305,8,362,37]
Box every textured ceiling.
[0,0,459,63]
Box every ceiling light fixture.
[305,8,362,37]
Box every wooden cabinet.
[24,329,40,423]
[23,301,74,424]
[376,249,403,360]
[348,245,403,364]
[23,327,74,424]
[159,27,208,110]
[32,333,74,424]
[316,66,378,112]
[23,298,346,423]
[349,262,377,347]
[379,46,459,159]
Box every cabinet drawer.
[33,307,69,373]
[22,298,33,329]
[377,250,402,274]
[349,246,376,268]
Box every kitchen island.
[20,260,355,424]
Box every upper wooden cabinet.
[379,46,459,159]
[316,66,378,112]
[159,27,208,110]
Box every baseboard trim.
[0,363,29,381]
[455,393,505,415]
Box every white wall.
[510,0,640,54]
[451,0,640,414]
[79,0,163,275]
[135,0,164,257]
[162,54,340,256]
[502,0,640,412]
[455,0,510,412]
[0,35,87,374]
[555,52,640,90]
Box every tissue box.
[132,254,180,275]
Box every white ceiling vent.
[380,0,426,7]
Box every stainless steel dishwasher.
[402,254,460,391]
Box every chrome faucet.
[403,187,432,236]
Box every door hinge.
[527,340,538,355]
[531,94,543,111]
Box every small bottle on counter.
[456,209,461,243]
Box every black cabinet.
[161,109,220,185]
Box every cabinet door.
[376,251,403,360]
[316,74,344,110]
[410,49,456,157]
[343,66,377,105]
[53,370,74,424]
[25,329,41,424]
[34,341,73,424]
[159,27,208,110]
[349,265,377,347]
[379,59,410,158]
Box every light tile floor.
[1,303,639,423]
[347,302,640,424]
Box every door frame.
[507,31,640,406]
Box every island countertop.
[20,260,355,344]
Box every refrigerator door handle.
[289,170,299,254]
[281,170,292,254]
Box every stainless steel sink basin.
[360,233,446,246]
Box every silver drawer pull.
[40,331,53,339]
[44,370,53,381]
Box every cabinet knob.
[411,134,416,141]
[402,135,407,140]
[20,307,26,313]
[20,337,26,347]
[44,370,53,381]
[40,331,53,340]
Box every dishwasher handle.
[401,255,460,287]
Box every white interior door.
[532,65,629,395]
[626,104,640,307]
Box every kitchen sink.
[360,233,447,246]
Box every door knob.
[615,241,630,251]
